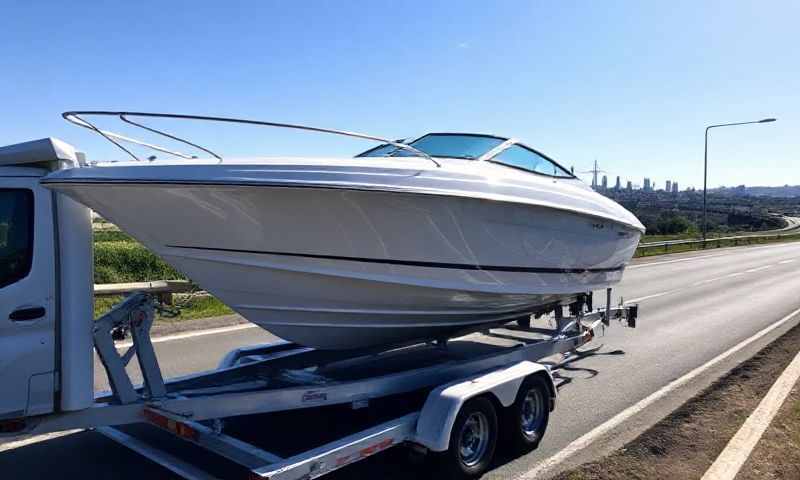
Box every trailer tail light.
[143,409,199,441]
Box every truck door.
[0,174,56,420]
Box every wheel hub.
[521,389,544,436]
[459,412,489,466]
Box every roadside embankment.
[552,319,800,480]
[736,383,800,479]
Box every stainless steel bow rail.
[6,291,637,480]
[62,110,441,167]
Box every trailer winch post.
[93,293,165,404]
[603,288,612,327]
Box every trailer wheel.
[505,375,550,452]
[437,396,498,479]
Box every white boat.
[42,112,644,349]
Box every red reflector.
[143,409,199,441]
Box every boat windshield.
[357,134,505,160]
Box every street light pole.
[702,118,776,242]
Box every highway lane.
[2,241,800,479]
[498,242,800,479]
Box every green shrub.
[94,294,232,320]
[163,295,233,321]
[93,230,134,243]
[94,241,185,283]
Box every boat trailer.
[10,291,637,479]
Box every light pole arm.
[702,117,776,242]
[707,119,774,130]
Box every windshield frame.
[356,133,509,161]
[486,141,576,179]
[355,132,577,179]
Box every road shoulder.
[550,321,800,480]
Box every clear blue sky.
[1,1,797,188]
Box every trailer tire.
[436,396,498,479]
[505,375,550,452]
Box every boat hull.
[47,182,641,349]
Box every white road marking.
[0,430,82,452]
[778,259,796,264]
[628,258,794,304]
[745,265,773,273]
[701,346,800,480]
[692,275,731,287]
[115,323,258,348]
[627,290,680,303]
[517,306,800,480]
[629,252,734,269]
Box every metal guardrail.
[637,229,800,254]
[94,280,194,304]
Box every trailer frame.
[6,291,637,480]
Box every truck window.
[0,189,34,289]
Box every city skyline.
[594,173,681,193]
[577,158,788,192]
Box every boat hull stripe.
[165,244,625,274]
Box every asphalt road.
[3,241,800,479]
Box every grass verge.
[94,294,233,321]
[634,232,800,258]
[93,229,135,243]
[94,241,184,284]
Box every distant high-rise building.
[672,182,679,194]
[626,180,633,192]
[643,178,651,192]
[615,176,621,191]
[601,175,608,190]
[665,180,672,193]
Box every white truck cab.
[0,138,94,421]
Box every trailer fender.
[413,361,555,452]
